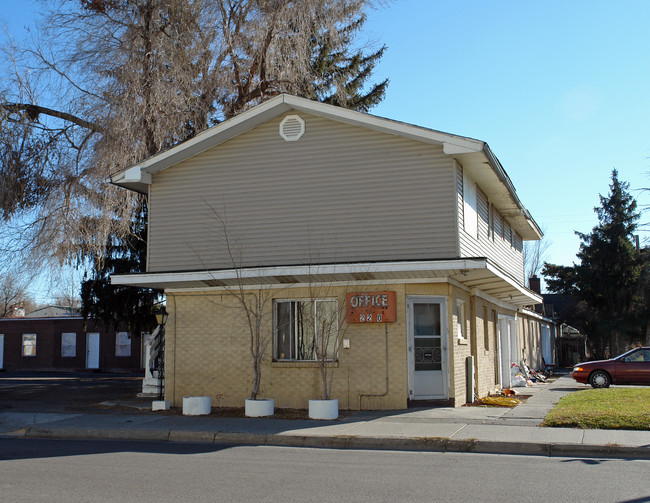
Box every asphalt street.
[1,438,649,503]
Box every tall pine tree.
[81,202,162,334]
[543,170,642,358]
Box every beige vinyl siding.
[457,168,525,284]
[148,113,459,272]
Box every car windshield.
[615,348,640,360]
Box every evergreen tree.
[80,202,162,334]
[305,14,388,111]
[543,170,642,358]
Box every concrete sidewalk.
[1,376,649,459]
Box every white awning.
[112,258,541,307]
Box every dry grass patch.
[544,388,650,430]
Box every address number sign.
[346,291,396,323]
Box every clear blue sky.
[2,0,649,278]
[364,0,650,268]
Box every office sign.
[346,291,396,323]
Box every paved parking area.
[0,372,144,413]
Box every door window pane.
[414,304,441,336]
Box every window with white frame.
[115,332,131,357]
[22,334,37,357]
[455,301,467,341]
[61,332,76,357]
[274,299,338,361]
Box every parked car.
[570,347,650,388]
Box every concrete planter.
[309,399,338,420]
[152,400,170,411]
[182,396,211,416]
[245,398,275,417]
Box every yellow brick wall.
[165,285,412,410]
[518,312,544,371]
[163,282,525,410]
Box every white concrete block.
[152,400,170,411]
[182,396,212,416]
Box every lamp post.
[154,307,168,400]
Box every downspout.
[470,295,478,402]
[359,323,389,409]
[172,295,177,406]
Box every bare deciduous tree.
[0,266,32,317]
[1,0,387,273]
[524,230,550,287]
[205,204,274,401]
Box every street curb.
[23,426,169,442]
[9,426,650,460]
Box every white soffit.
[111,259,541,307]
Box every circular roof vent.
[279,115,305,141]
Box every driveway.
[0,371,145,413]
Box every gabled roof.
[110,94,542,240]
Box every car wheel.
[589,370,610,388]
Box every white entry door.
[407,297,448,400]
[0,334,4,370]
[86,332,100,369]
[498,318,517,389]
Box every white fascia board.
[119,166,152,185]
[485,262,542,305]
[141,98,291,175]
[111,259,489,287]
[519,307,553,323]
[110,94,487,189]
[109,96,292,187]
[283,95,484,151]
[443,142,482,155]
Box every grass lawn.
[544,387,650,430]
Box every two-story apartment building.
[110,94,544,410]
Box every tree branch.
[2,103,105,134]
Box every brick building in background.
[0,315,143,372]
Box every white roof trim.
[112,259,486,285]
[109,94,483,187]
[112,258,541,306]
[108,94,541,240]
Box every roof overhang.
[109,94,542,241]
[112,259,542,307]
